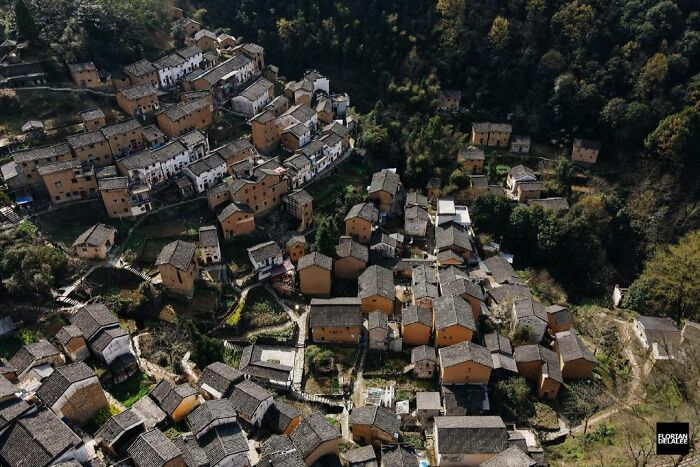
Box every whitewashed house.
[231,78,274,117]
[247,241,285,280]
[183,153,227,193]
[304,70,330,94]
[153,140,191,179]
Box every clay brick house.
[343,445,378,467]
[38,159,98,204]
[438,90,462,112]
[513,180,542,203]
[72,222,116,260]
[156,240,199,298]
[335,236,368,279]
[458,147,485,175]
[435,224,473,264]
[432,415,513,466]
[197,361,244,399]
[69,62,103,88]
[433,294,476,348]
[214,138,255,173]
[483,333,518,379]
[156,98,213,137]
[265,400,302,435]
[194,29,218,52]
[150,380,200,422]
[350,405,400,446]
[101,119,146,157]
[55,325,89,362]
[411,345,438,379]
[286,236,306,264]
[128,429,186,467]
[198,225,221,264]
[123,59,159,86]
[471,122,512,147]
[185,54,255,106]
[309,298,363,344]
[283,189,314,231]
[368,169,403,217]
[116,83,160,118]
[439,341,493,384]
[297,252,333,296]
[439,277,484,322]
[251,111,281,154]
[510,135,531,154]
[402,305,433,346]
[217,33,237,50]
[412,278,439,310]
[554,329,595,379]
[9,339,64,382]
[79,108,106,131]
[8,143,73,188]
[511,298,548,344]
[345,202,379,244]
[546,305,573,334]
[514,345,563,399]
[98,176,152,219]
[571,138,602,164]
[358,265,396,316]
[228,379,273,426]
[36,362,108,425]
[289,414,341,465]
[483,255,521,287]
[368,311,389,351]
[217,202,256,238]
[633,315,682,356]
[228,163,289,216]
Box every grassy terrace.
[109,371,155,408]
[35,200,129,246]
[306,154,369,212]
[225,286,288,329]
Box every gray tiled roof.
[162,98,209,122]
[285,189,313,206]
[95,408,143,447]
[433,416,508,455]
[55,325,84,346]
[284,153,311,171]
[368,169,401,196]
[555,329,595,363]
[297,252,332,271]
[483,256,520,285]
[343,444,376,464]
[487,284,531,304]
[527,197,570,211]
[228,379,272,421]
[483,333,513,356]
[71,303,118,341]
[336,237,368,262]
[198,225,219,248]
[185,153,225,176]
[79,108,105,121]
[0,376,16,399]
[402,305,433,328]
[9,340,61,375]
[128,429,182,467]
[441,385,489,416]
[507,165,536,183]
[156,240,197,270]
[573,138,602,150]
[35,158,82,176]
[98,176,129,191]
[439,341,493,369]
[458,146,485,161]
[350,405,400,437]
[198,361,244,397]
[438,267,468,288]
[215,138,253,160]
[12,143,71,164]
[289,414,340,460]
[345,202,378,222]
[199,422,249,465]
[69,62,96,73]
[187,399,237,438]
[265,400,301,433]
[217,202,254,222]
[124,59,156,77]
[101,119,141,139]
[150,380,197,416]
[368,310,388,330]
[153,52,186,70]
[513,345,562,382]
[91,326,129,352]
[120,83,158,100]
[175,435,209,467]
[433,295,475,331]
[0,399,32,434]
[118,149,159,171]
[380,444,418,467]
[435,224,472,252]
[480,445,536,467]
[239,345,293,384]
[72,222,115,248]
[513,298,548,323]
[152,140,187,163]
[66,129,106,149]
[441,278,484,301]
[247,241,283,264]
[281,103,316,124]
[309,298,362,328]
[36,362,97,407]
[412,280,438,300]
[239,77,273,101]
[358,265,395,301]
[177,44,202,60]
[404,191,428,209]
[411,345,437,364]
[258,434,305,467]
[196,55,252,85]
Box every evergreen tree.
[14,0,39,44]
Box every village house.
[186,399,237,440]
[358,265,396,316]
[229,379,273,426]
[297,252,333,296]
[482,446,536,467]
[512,298,549,343]
[265,400,302,435]
[0,408,86,467]
[198,225,221,264]
[471,122,512,147]
[36,362,108,425]
[510,135,531,154]
[156,240,199,298]
[368,169,404,217]
[283,79,313,105]
[150,380,200,422]
[250,111,281,154]
[527,197,570,211]
[55,325,89,362]
[432,415,513,466]
[412,275,439,310]
[483,333,518,379]
[215,138,255,173]
[7,143,74,189]
[128,429,185,467]
[439,341,493,384]
[435,224,473,265]
[405,204,431,238]
[513,180,543,203]
[101,119,146,157]
[183,153,227,192]
[282,123,312,152]
[483,255,521,287]
[9,339,64,383]
[571,138,602,164]
[438,90,462,112]
[440,277,484,322]
[470,175,489,195]
[554,329,595,379]
[95,408,145,457]
[286,236,306,264]
[350,405,400,446]
[157,98,213,137]
[197,361,244,399]
[546,305,573,334]
[289,414,341,466]
[149,140,192,180]
[514,345,563,399]
[283,189,314,231]
[411,345,438,379]
[228,163,289,216]
[240,344,295,388]
[69,62,103,88]
[153,45,203,88]
[79,108,106,131]
[194,29,218,52]
[117,149,165,185]
[283,153,312,188]
[402,305,433,346]
[123,59,159,86]
[441,384,490,416]
[247,241,285,279]
[458,147,485,174]
[345,202,379,244]
[381,444,418,467]
[232,78,274,117]
[343,445,378,467]
[72,222,116,260]
[335,236,369,279]
[37,158,98,204]
[217,33,237,50]
[176,16,201,36]
[434,294,476,348]
[309,297,363,344]
[316,97,334,124]
[633,315,681,360]
[184,54,255,106]
[98,176,152,219]
[116,83,160,118]
[258,434,305,467]
[368,311,389,350]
